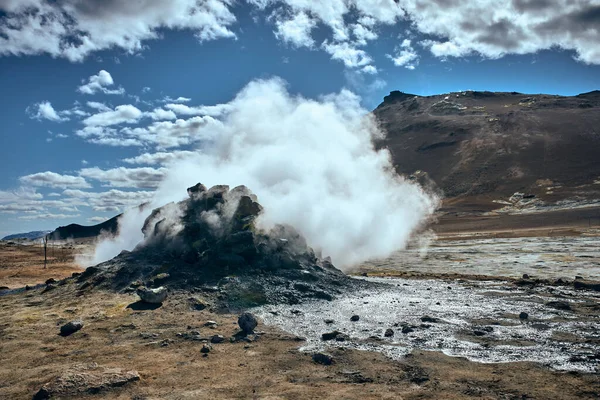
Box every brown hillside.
[374,90,600,215]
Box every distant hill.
[374,90,600,212]
[48,214,121,240]
[2,230,51,241]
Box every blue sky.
[1,0,599,237]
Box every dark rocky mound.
[78,183,362,307]
[49,215,120,240]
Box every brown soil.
[0,242,83,289]
[1,285,598,400]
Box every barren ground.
[0,225,599,399]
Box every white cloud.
[274,11,316,48]
[83,104,143,127]
[148,108,177,121]
[387,39,419,69]
[77,70,124,95]
[28,101,69,122]
[87,101,111,112]
[19,171,91,189]
[0,0,237,62]
[361,65,378,74]
[64,189,154,212]
[19,213,80,220]
[322,40,373,68]
[2,0,600,67]
[79,167,167,189]
[165,103,232,117]
[0,187,43,202]
[88,216,108,223]
[121,116,222,149]
[162,96,192,103]
[123,151,197,166]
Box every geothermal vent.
[77,184,361,306]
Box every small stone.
[324,319,335,324]
[312,352,334,365]
[545,301,571,311]
[519,312,529,320]
[210,335,225,343]
[45,278,57,285]
[200,344,211,354]
[522,274,530,279]
[384,328,394,337]
[60,320,83,336]
[350,315,360,322]
[204,320,218,328]
[238,312,258,333]
[189,297,209,311]
[421,315,439,323]
[401,326,414,334]
[42,284,56,293]
[321,331,341,341]
[335,334,349,342]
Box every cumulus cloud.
[123,151,196,165]
[274,11,316,48]
[77,70,124,95]
[387,39,419,69]
[96,78,438,268]
[120,116,222,149]
[63,189,154,212]
[0,187,43,202]
[322,41,373,68]
[162,96,192,103]
[165,103,232,117]
[2,0,600,67]
[147,108,177,121]
[27,101,69,122]
[88,216,108,223]
[18,213,80,220]
[0,0,237,62]
[79,167,167,189]
[83,104,143,126]
[19,171,91,189]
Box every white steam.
[90,78,439,269]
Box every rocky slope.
[49,214,120,240]
[374,90,600,213]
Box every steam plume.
[90,78,439,269]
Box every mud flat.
[257,276,600,373]
[359,235,600,280]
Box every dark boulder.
[312,352,334,365]
[238,312,258,333]
[60,320,84,336]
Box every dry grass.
[1,285,598,399]
[0,242,84,288]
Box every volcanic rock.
[321,330,341,341]
[545,301,571,310]
[60,320,83,336]
[137,286,167,304]
[238,312,258,333]
[78,183,363,306]
[519,312,529,320]
[312,352,334,365]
